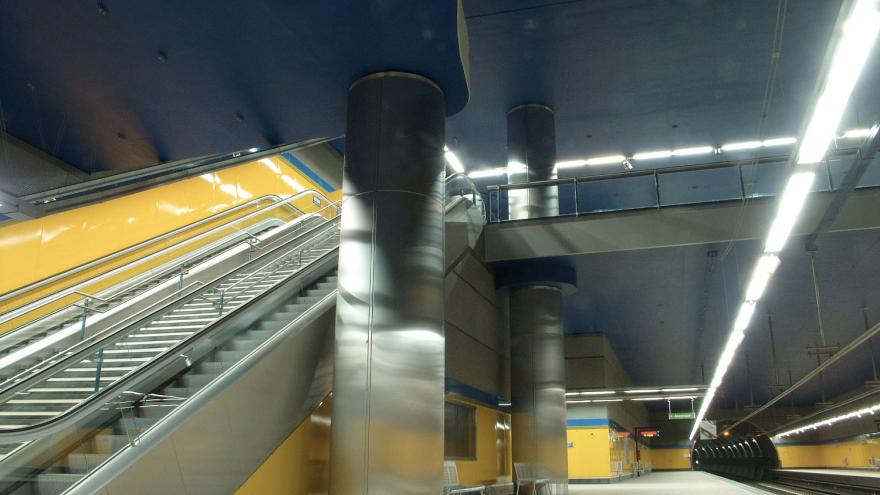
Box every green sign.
[669,411,696,420]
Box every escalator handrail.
[0,242,340,444]
[0,190,335,328]
[66,292,338,495]
[0,194,289,303]
[0,208,340,404]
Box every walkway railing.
[486,147,875,223]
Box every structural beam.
[485,188,880,262]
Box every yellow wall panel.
[651,448,691,470]
[0,156,338,332]
[567,427,612,479]
[236,418,311,495]
[454,402,511,486]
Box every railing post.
[573,178,580,216]
[217,291,225,317]
[738,163,746,199]
[79,298,90,342]
[654,170,661,208]
[93,349,104,392]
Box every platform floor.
[568,471,770,494]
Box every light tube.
[842,128,873,139]
[624,389,661,394]
[744,254,781,301]
[775,402,880,438]
[633,150,673,160]
[733,302,757,333]
[468,168,506,179]
[672,146,715,156]
[797,0,880,164]
[585,154,626,166]
[721,141,762,151]
[555,159,588,169]
[764,172,816,253]
[444,149,465,173]
[762,137,797,147]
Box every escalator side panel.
[82,300,335,495]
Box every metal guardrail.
[485,147,868,223]
[0,190,333,329]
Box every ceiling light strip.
[775,401,880,438]
[688,0,880,441]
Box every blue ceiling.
[448,0,879,170]
[559,226,880,408]
[0,0,467,173]
[3,0,880,413]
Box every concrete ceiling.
[2,0,880,415]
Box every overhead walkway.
[0,174,486,494]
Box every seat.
[443,460,486,495]
[513,462,552,495]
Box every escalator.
[0,177,486,494]
[0,191,332,383]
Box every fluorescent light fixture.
[744,254,781,302]
[798,0,880,164]
[555,159,588,169]
[776,402,880,438]
[585,154,626,166]
[762,137,798,147]
[566,400,593,404]
[247,147,258,152]
[578,391,617,396]
[672,146,714,156]
[444,149,465,173]
[631,397,664,401]
[666,396,698,401]
[506,161,528,173]
[721,141,762,152]
[842,128,873,139]
[593,399,624,403]
[633,150,673,160]
[468,168,506,179]
[764,172,816,253]
[662,388,699,393]
[624,389,660,394]
[733,301,757,332]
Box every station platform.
[569,471,770,494]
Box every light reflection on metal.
[330,72,445,494]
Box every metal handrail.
[0,194,293,303]
[0,246,340,444]
[0,213,340,405]
[446,172,486,220]
[0,190,334,327]
[484,146,862,222]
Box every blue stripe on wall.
[281,151,337,193]
[444,377,505,409]
[567,418,610,428]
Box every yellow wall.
[0,155,341,332]
[236,399,331,495]
[777,438,880,468]
[567,426,613,479]
[235,417,311,495]
[450,398,512,485]
[651,448,692,470]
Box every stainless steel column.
[507,104,558,220]
[330,72,446,495]
[509,285,569,492]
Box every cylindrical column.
[509,285,569,493]
[507,104,558,220]
[330,72,446,494]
